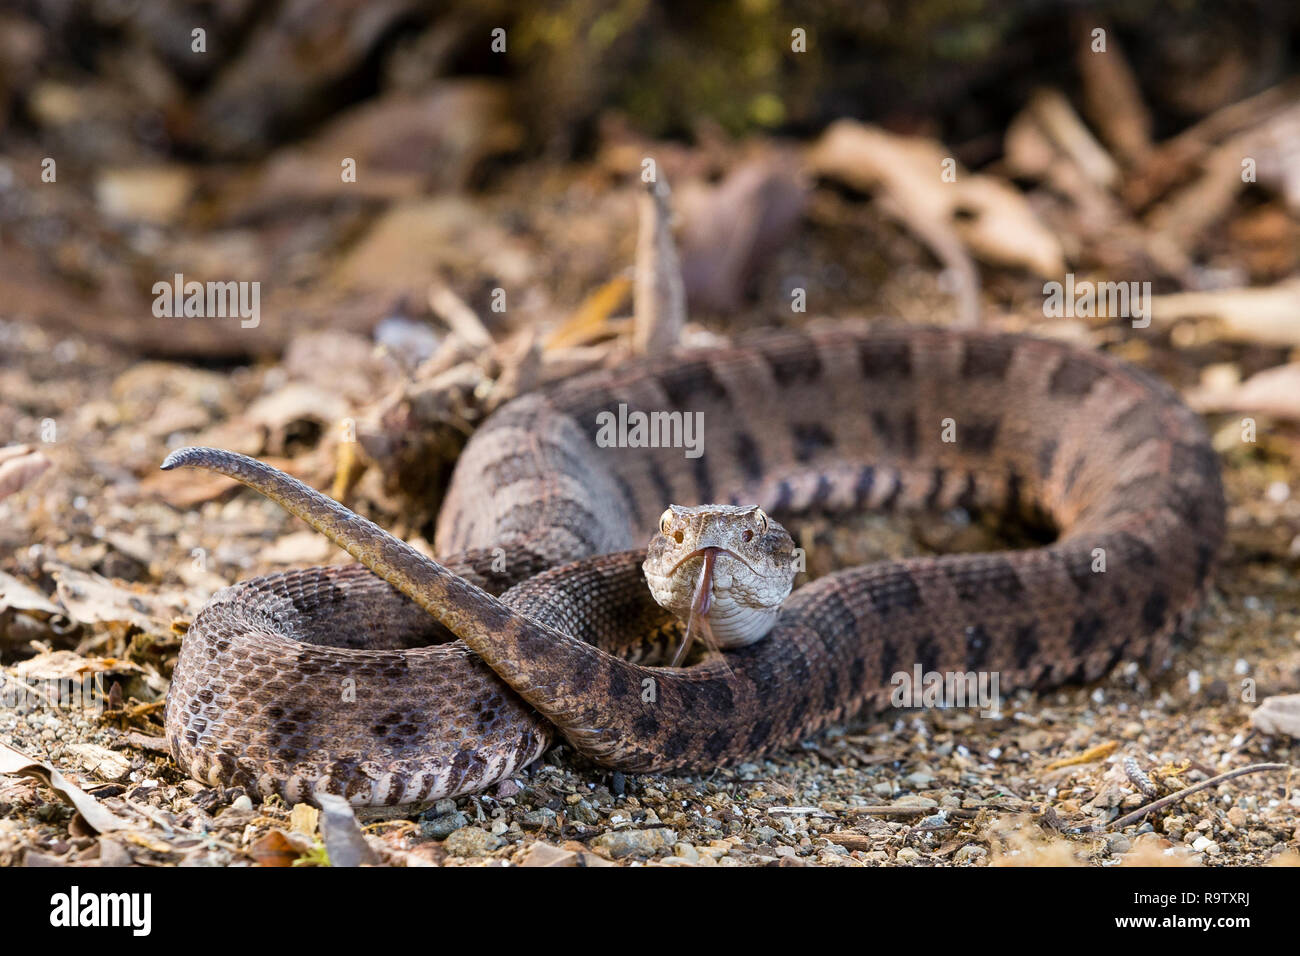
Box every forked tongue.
[671,548,717,667]
[691,548,717,617]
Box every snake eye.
[659,509,673,535]
[755,508,769,534]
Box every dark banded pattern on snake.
[163,324,1225,806]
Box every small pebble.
[953,845,986,864]
[421,811,470,840]
[444,827,500,857]
[591,828,677,859]
[673,842,699,863]
[519,808,556,828]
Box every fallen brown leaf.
[1045,740,1119,770]
[0,444,51,500]
[0,741,130,834]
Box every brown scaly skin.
[162,324,1226,806]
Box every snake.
[161,323,1226,807]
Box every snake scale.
[162,324,1225,806]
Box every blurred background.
[2,0,1299,357]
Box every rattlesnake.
[162,324,1225,806]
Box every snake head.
[642,504,797,649]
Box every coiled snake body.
[163,325,1225,806]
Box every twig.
[428,281,494,349]
[843,805,938,817]
[844,804,1032,819]
[767,806,834,817]
[123,731,171,755]
[1101,762,1291,833]
[632,175,686,355]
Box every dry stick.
[845,805,945,817]
[1097,762,1291,833]
[428,281,494,349]
[123,731,172,755]
[632,175,686,355]
[844,804,1028,819]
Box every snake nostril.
[674,531,684,544]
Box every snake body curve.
[163,324,1226,806]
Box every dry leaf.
[0,741,130,834]
[1146,135,1254,251]
[249,829,310,867]
[235,83,522,211]
[0,444,51,500]
[337,197,534,303]
[545,276,631,350]
[317,793,379,867]
[1150,277,1300,346]
[0,570,63,617]
[1251,694,1300,738]
[1188,361,1300,419]
[1045,740,1119,770]
[49,564,189,631]
[63,743,132,782]
[1073,19,1152,166]
[290,802,321,836]
[247,382,351,432]
[1021,88,1119,189]
[12,649,142,682]
[808,120,1066,279]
